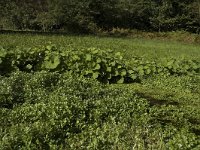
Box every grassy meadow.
[1,32,200,60]
[0,32,200,149]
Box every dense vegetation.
[0,43,199,83]
[0,33,200,149]
[1,0,200,33]
[1,0,200,148]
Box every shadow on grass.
[136,92,179,106]
[136,92,200,136]
[0,30,85,36]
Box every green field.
[0,33,200,149]
[1,33,200,60]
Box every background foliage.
[0,0,200,33]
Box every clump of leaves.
[1,44,199,83]
[0,46,17,75]
[0,72,150,149]
[164,58,200,76]
[61,47,138,83]
[0,44,139,83]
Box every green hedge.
[0,72,149,149]
[1,72,199,149]
[0,44,199,84]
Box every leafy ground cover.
[0,33,200,149]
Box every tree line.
[0,0,200,33]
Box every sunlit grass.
[1,33,199,61]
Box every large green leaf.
[72,55,80,61]
[96,58,101,63]
[110,61,116,67]
[91,49,99,54]
[94,64,101,70]
[44,55,60,69]
[117,77,124,84]
[114,70,119,76]
[130,74,137,80]
[117,65,122,69]
[86,54,92,61]
[46,45,53,51]
[139,70,144,76]
[115,52,123,60]
[145,69,151,75]
[106,67,112,72]
[85,70,93,75]
[26,64,32,70]
[120,69,127,76]
[128,70,134,74]
[0,48,7,57]
[92,72,99,79]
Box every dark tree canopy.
[0,0,200,33]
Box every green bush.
[109,28,132,37]
[1,44,199,84]
[194,36,200,44]
[0,44,139,83]
[1,72,200,149]
[0,72,150,149]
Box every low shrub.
[1,44,199,84]
[0,72,149,149]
